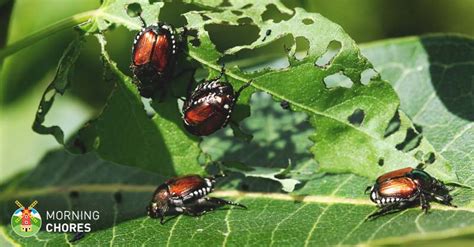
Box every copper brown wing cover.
[376,167,414,183]
[167,175,206,197]
[378,177,418,198]
[133,31,157,66]
[151,34,170,72]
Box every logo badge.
[11,200,42,237]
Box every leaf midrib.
[1,185,472,212]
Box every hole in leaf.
[323,71,354,89]
[414,123,423,134]
[205,23,260,52]
[201,14,211,21]
[348,108,365,126]
[395,128,422,152]
[184,28,200,47]
[261,4,292,23]
[424,152,436,164]
[220,0,232,7]
[126,3,142,18]
[378,158,384,166]
[274,173,288,180]
[315,40,342,67]
[302,18,314,25]
[384,111,401,137]
[190,37,201,47]
[159,2,204,26]
[241,3,252,9]
[149,0,159,4]
[232,10,243,16]
[237,17,253,25]
[361,68,378,85]
[147,112,155,119]
[220,34,293,72]
[415,150,424,161]
[295,36,309,60]
[44,89,56,102]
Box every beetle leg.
[420,193,431,214]
[364,186,372,194]
[160,214,180,225]
[442,201,457,208]
[204,197,247,209]
[160,215,165,225]
[218,64,226,80]
[183,197,247,217]
[367,202,409,220]
[236,80,253,97]
[227,79,253,118]
[182,205,208,217]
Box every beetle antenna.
[416,162,426,170]
[236,80,253,96]
[228,80,253,113]
[212,173,226,179]
[364,186,372,194]
[159,216,165,225]
[217,64,226,81]
[137,13,147,27]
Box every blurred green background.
[1,0,473,182]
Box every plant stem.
[0,10,97,60]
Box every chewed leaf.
[201,92,317,193]
[90,0,162,32]
[224,161,300,192]
[362,35,474,187]
[183,3,457,182]
[33,0,204,176]
[32,37,84,144]
[89,34,203,176]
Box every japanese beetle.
[130,15,185,98]
[182,68,252,136]
[147,174,246,224]
[366,167,456,219]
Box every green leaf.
[361,35,473,189]
[223,161,301,193]
[0,0,98,103]
[0,84,93,183]
[29,0,203,176]
[202,92,316,192]
[16,0,454,180]
[85,0,162,33]
[90,34,203,176]
[0,149,472,246]
[182,2,456,181]
[32,37,84,144]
